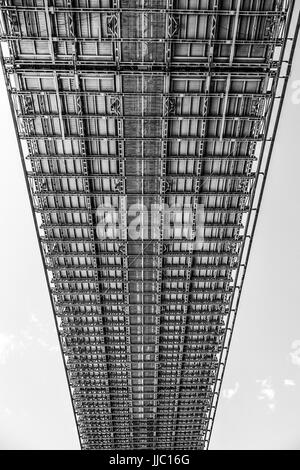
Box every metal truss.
[0,0,298,452]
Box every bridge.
[0,0,298,450]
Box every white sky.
[0,28,300,451]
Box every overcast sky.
[0,27,300,452]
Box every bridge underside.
[0,0,297,450]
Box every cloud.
[222,382,240,399]
[0,333,18,365]
[30,314,39,324]
[284,379,296,387]
[256,378,276,412]
[260,387,275,401]
[289,340,300,366]
[37,338,59,353]
[0,324,59,365]
[37,338,48,348]
[1,407,12,416]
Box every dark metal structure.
[0,0,298,450]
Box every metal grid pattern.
[0,0,298,450]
